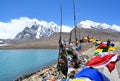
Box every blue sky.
[0,0,120,26]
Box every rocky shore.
[15,62,57,81]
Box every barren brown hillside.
[71,28,120,42]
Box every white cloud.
[61,25,73,32]
[0,17,72,39]
[0,17,35,39]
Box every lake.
[0,49,58,81]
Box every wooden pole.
[57,0,62,69]
[73,0,77,46]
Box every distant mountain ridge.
[15,22,59,40]
[14,19,120,40]
[1,17,120,39]
[1,18,120,48]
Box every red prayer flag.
[86,54,120,72]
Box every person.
[87,35,90,42]
[107,39,110,47]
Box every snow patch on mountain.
[78,20,120,31]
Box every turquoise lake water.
[0,49,58,81]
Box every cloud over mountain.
[0,17,72,39]
[0,17,120,39]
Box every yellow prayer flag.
[108,46,117,51]
[95,49,103,53]
[72,78,85,81]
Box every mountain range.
[1,18,120,48]
[15,22,59,40]
[78,20,120,31]
[0,17,120,40]
[14,20,120,40]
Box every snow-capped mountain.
[77,20,120,32]
[0,17,72,39]
[15,21,59,40]
[15,19,120,40]
[1,17,120,40]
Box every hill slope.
[71,28,120,42]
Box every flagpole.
[73,0,77,46]
[57,0,62,70]
[69,31,72,44]
[59,0,62,43]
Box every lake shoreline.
[15,62,57,81]
[0,46,59,50]
[15,43,94,81]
